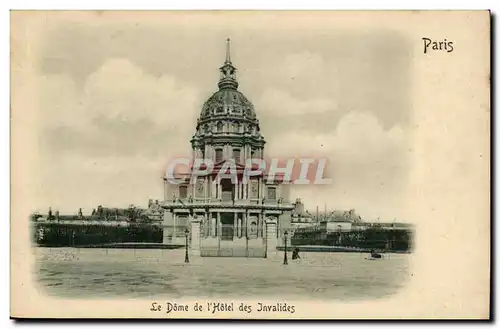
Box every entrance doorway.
[220,212,234,241]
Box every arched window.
[249,222,258,239]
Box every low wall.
[291,228,413,252]
[32,222,163,247]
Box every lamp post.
[185,228,189,263]
[283,231,288,265]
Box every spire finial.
[225,37,231,64]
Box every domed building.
[162,39,295,257]
[190,39,265,165]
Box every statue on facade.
[188,195,193,203]
[172,193,177,203]
[78,208,83,219]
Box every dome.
[192,38,264,143]
[190,38,265,160]
[199,89,257,121]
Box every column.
[204,178,208,200]
[172,213,177,239]
[210,178,217,200]
[242,212,248,237]
[233,212,238,237]
[261,214,266,239]
[260,178,265,200]
[238,215,243,238]
[243,212,247,238]
[217,212,221,237]
[257,213,262,238]
[203,212,209,237]
[190,217,201,256]
[211,213,216,237]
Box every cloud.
[265,111,410,221]
[282,52,326,80]
[33,58,203,212]
[83,58,199,125]
[267,111,406,157]
[38,58,201,158]
[257,88,337,117]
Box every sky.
[29,13,413,221]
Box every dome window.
[217,122,224,133]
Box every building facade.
[161,39,295,257]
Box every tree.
[127,205,138,222]
[97,205,104,219]
[30,212,42,221]
[139,213,153,223]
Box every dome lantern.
[218,38,239,90]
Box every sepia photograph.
[10,10,490,319]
